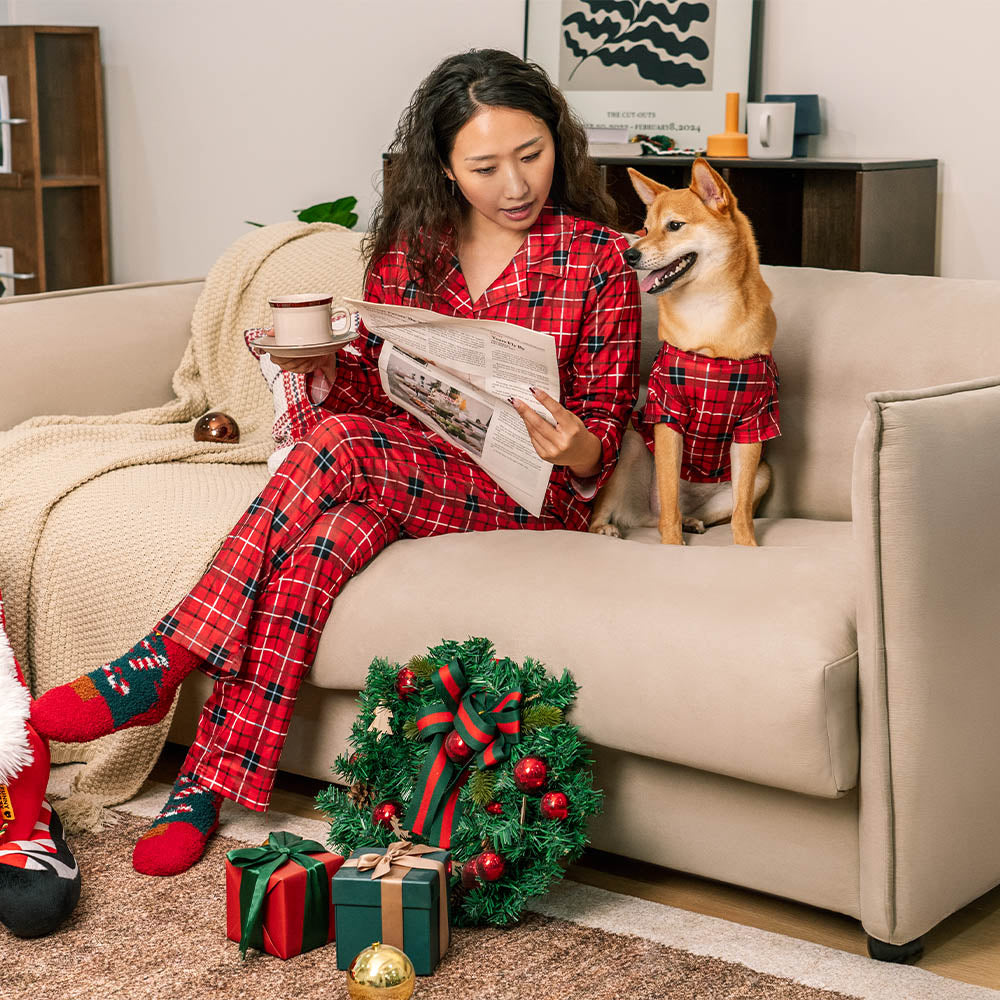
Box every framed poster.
[525,0,755,150]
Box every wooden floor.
[151,743,1000,990]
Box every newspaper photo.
[344,298,561,516]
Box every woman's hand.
[269,348,342,383]
[511,387,602,480]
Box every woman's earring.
[448,177,456,196]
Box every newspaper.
[344,298,560,516]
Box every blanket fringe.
[53,793,123,835]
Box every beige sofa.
[3,264,1000,961]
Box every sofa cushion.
[33,458,857,800]
[315,518,858,800]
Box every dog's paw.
[590,523,622,538]
[682,517,706,534]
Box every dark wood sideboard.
[596,156,939,276]
[381,155,938,276]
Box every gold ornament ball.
[193,410,240,443]
[347,941,416,1000]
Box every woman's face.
[445,105,556,238]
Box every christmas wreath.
[316,637,603,927]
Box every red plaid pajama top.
[323,203,641,518]
[635,342,780,483]
[156,204,640,810]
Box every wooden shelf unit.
[0,25,109,294]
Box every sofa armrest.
[853,375,1000,945]
[0,278,203,430]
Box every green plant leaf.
[296,197,358,227]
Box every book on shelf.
[588,141,644,158]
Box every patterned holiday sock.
[29,630,201,743]
[132,773,222,877]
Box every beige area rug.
[5,784,998,1000]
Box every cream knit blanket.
[0,221,365,831]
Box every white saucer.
[250,330,359,358]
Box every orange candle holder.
[706,92,748,157]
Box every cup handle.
[330,307,352,335]
[760,111,771,148]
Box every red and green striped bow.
[403,658,522,847]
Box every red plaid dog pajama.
[157,205,640,810]
[635,342,780,483]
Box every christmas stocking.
[0,590,81,938]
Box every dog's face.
[624,159,739,295]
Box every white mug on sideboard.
[268,293,352,346]
[746,102,795,159]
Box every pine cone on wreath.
[347,782,375,811]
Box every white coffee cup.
[268,293,352,346]
[747,102,795,159]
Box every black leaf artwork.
[564,31,590,61]
[635,0,710,34]
[585,0,638,17]
[562,0,712,87]
[588,41,707,86]
[617,21,709,60]
[563,11,621,42]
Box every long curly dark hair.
[362,49,618,300]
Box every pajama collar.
[434,203,582,316]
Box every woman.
[30,49,640,876]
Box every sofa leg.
[866,934,925,963]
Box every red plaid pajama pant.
[156,411,568,811]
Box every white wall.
[5,0,525,282]
[758,0,1000,279]
[4,0,999,280]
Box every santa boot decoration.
[0,589,82,938]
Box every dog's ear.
[627,168,668,207]
[689,158,733,215]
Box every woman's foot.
[30,630,201,743]
[132,773,222,876]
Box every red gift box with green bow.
[225,831,344,959]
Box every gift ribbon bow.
[226,831,329,957]
[342,840,450,958]
[403,658,521,847]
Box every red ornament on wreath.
[443,729,475,764]
[477,850,505,882]
[461,854,481,888]
[372,800,403,828]
[394,667,419,701]
[541,791,569,820]
[484,801,504,816]
[513,755,548,793]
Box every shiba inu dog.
[590,158,779,546]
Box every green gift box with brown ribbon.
[330,841,450,975]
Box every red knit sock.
[132,773,222,877]
[30,630,201,743]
